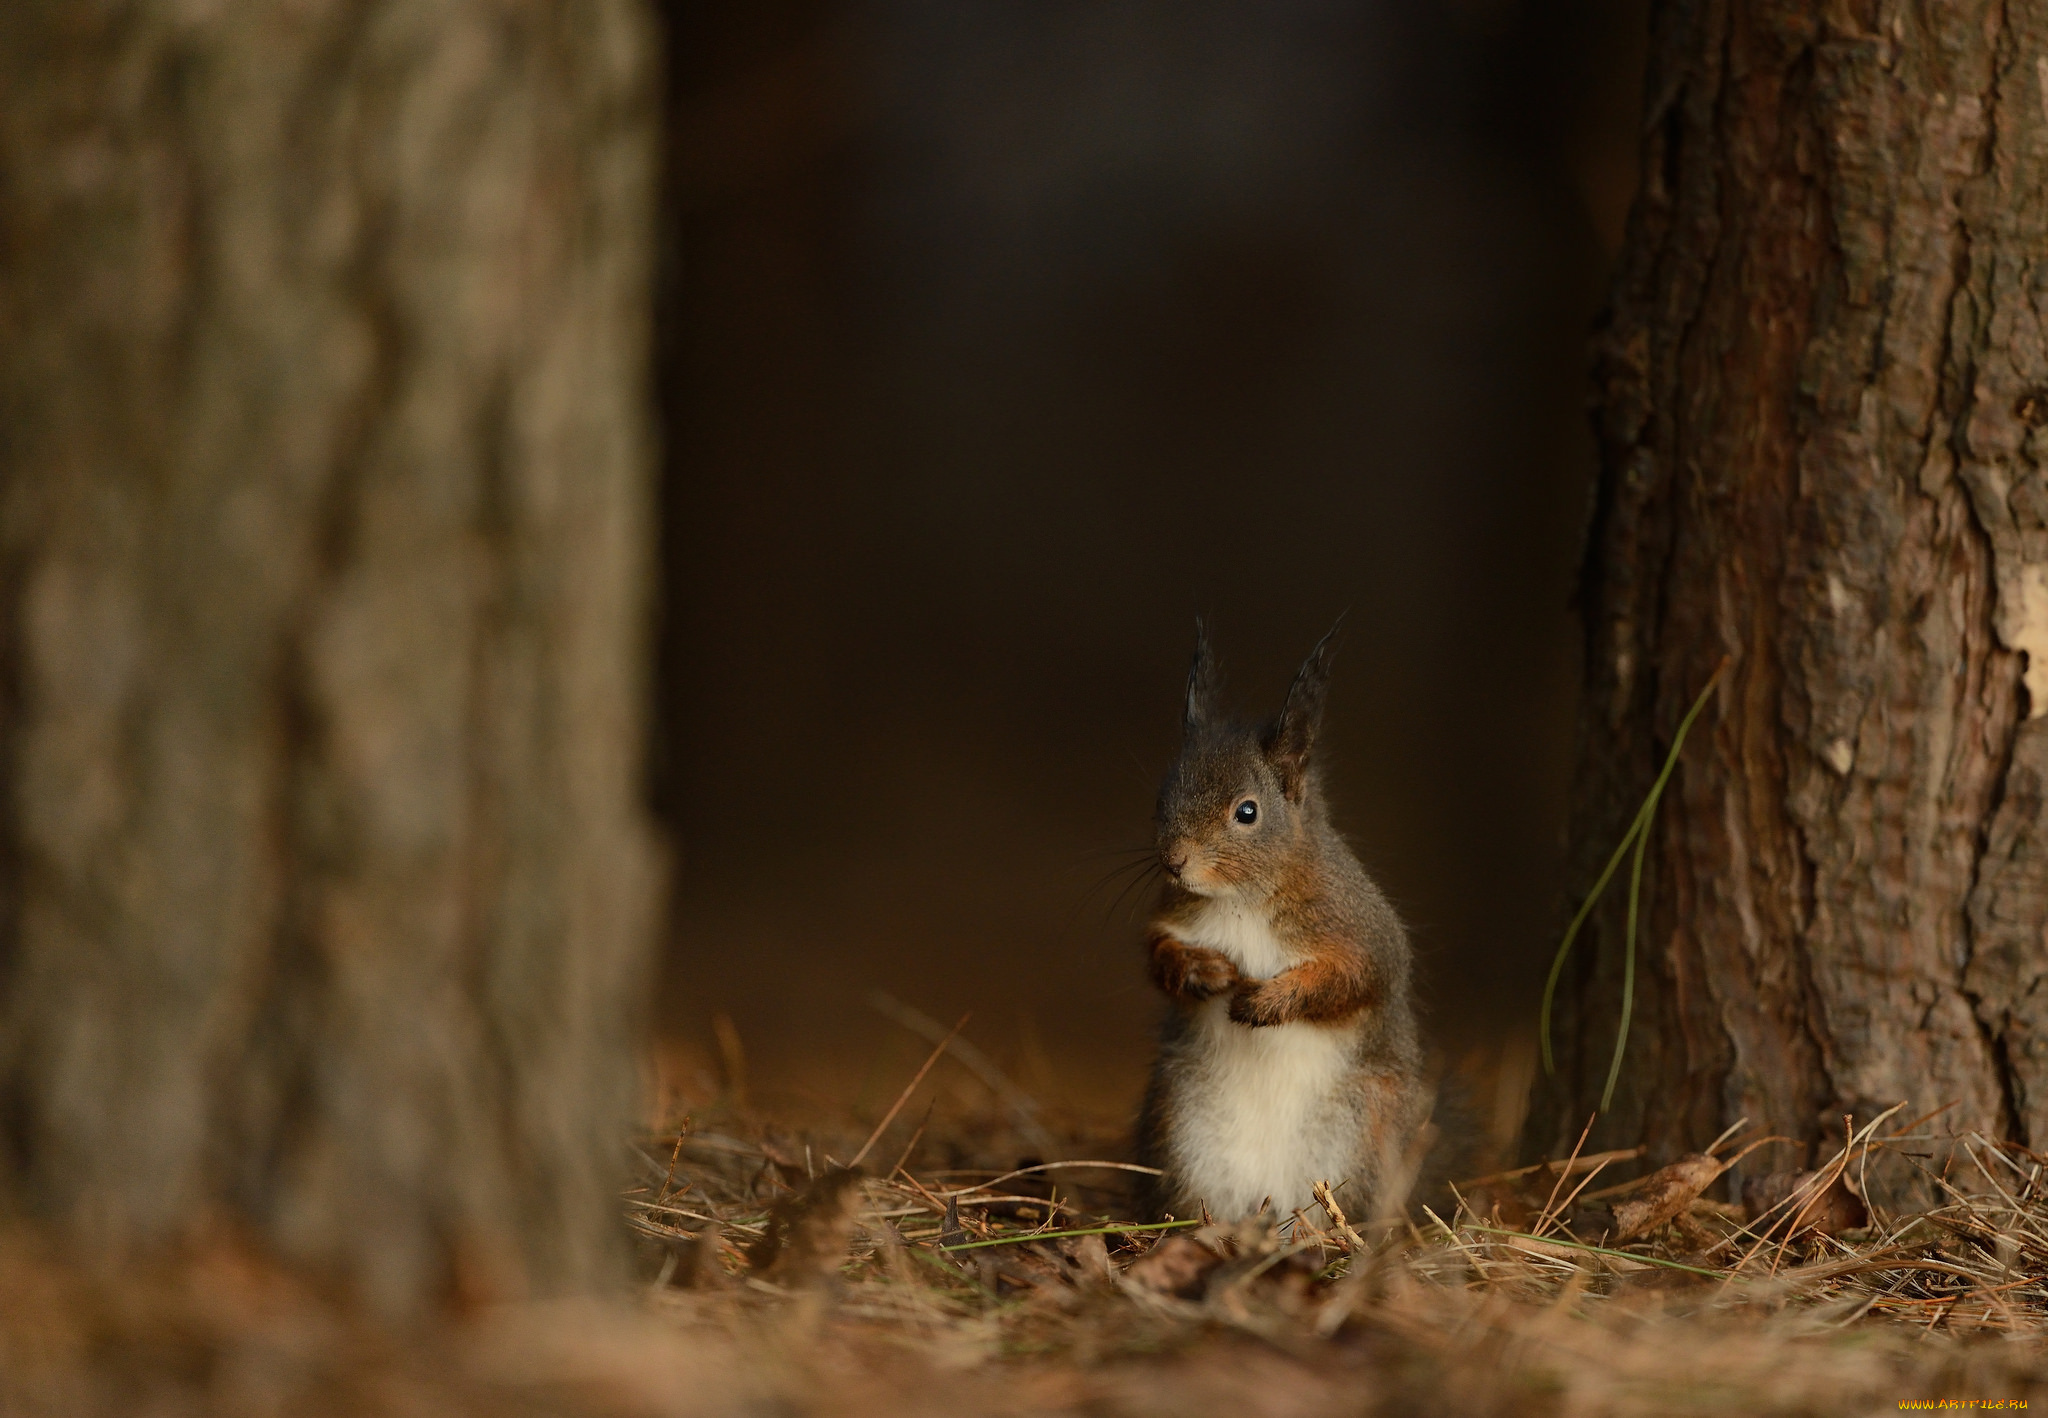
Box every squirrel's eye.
[1233,800,1258,825]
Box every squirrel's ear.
[1184,619,1222,734]
[1263,625,1338,800]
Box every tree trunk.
[0,1,662,1315]
[1536,0,2048,1200]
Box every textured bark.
[0,1,662,1314]
[1537,0,2048,1200]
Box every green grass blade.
[937,1218,1202,1252]
[1541,659,1727,1092]
[1463,1224,1726,1278]
[1601,806,1652,1112]
[1539,798,1652,1076]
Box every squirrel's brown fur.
[1133,624,1433,1222]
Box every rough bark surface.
[0,1,662,1313]
[1536,0,2048,1198]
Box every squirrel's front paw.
[1179,948,1239,999]
[1228,979,1282,1027]
[1150,937,1240,1000]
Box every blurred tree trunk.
[0,1,662,1314]
[1536,0,2048,1199]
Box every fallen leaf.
[1610,1154,1726,1241]
[937,1195,967,1251]
[1056,1232,1112,1285]
[746,1167,865,1285]
[1123,1235,1224,1299]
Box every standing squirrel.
[1133,624,1432,1222]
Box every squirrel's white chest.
[1174,899,1293,979]
[1157,899,1361,1219]
[1161,1002,1360,1219]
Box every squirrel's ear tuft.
[1263,625,1338,799]
[1184,619,1222,734]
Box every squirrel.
[1132,623,1434,1223]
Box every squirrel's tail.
[1405,1071,1491,1223]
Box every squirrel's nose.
[1163,850,1188,878]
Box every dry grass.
[612,1084,2048,1417]
[8,1075,2048,1416]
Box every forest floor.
[606,1065,2048,1418]
[9,1067,2048,1416]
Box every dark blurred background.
[652,0,1647,1121]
